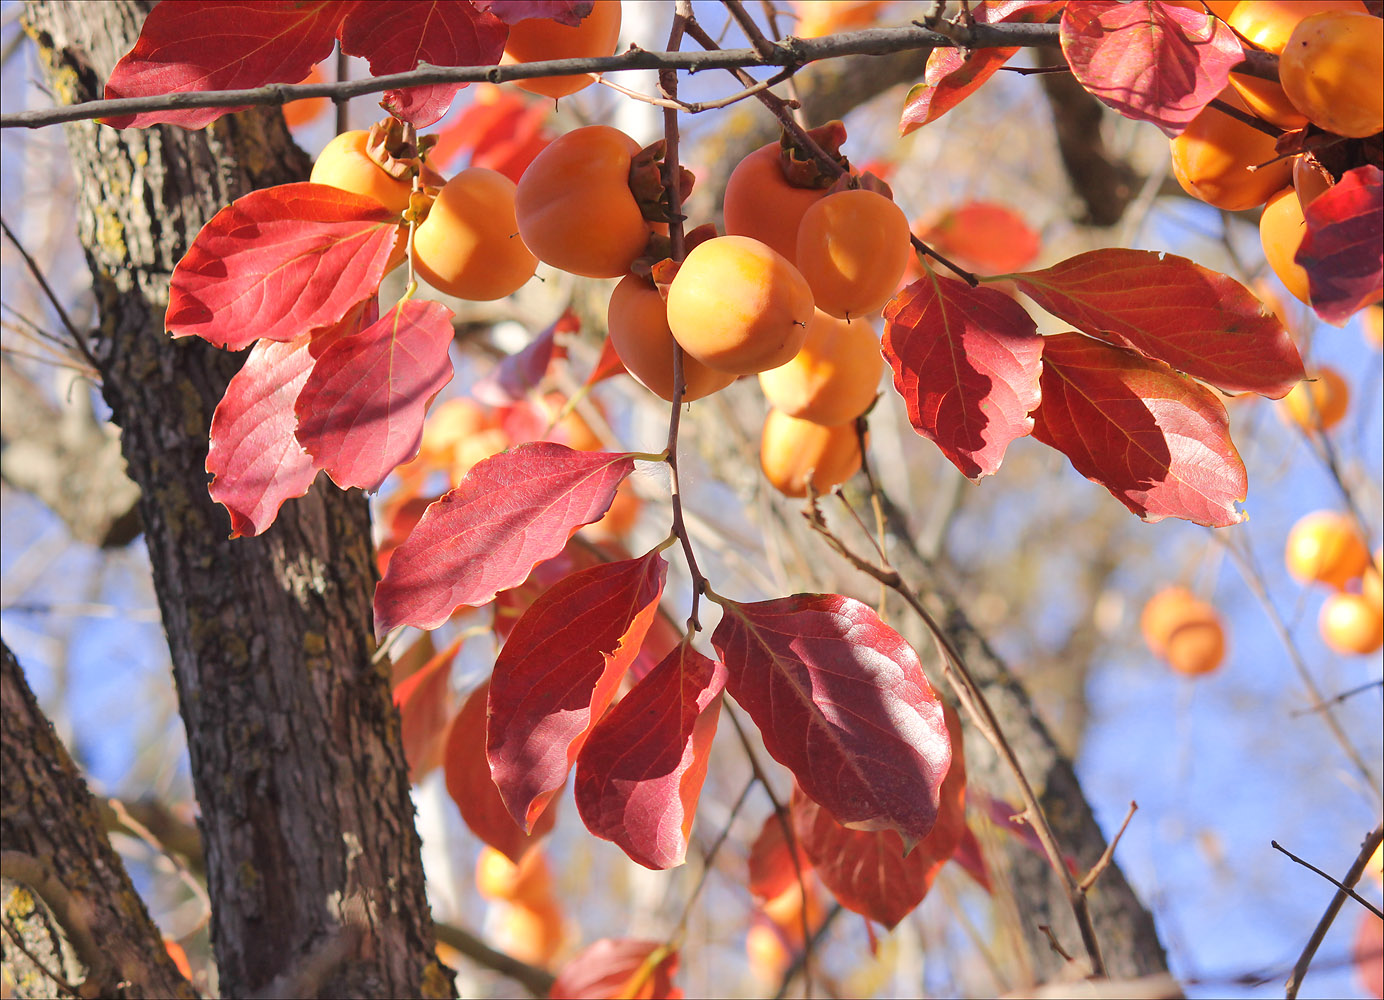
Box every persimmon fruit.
[1140,586,1226,675]
[1281,9,1384,138]
[666,236,815,375]
[1260,188,1312,305]
[1170,87,1293,211]
[794,188,911,319]
[758,309,882,425]
[760,408,862,498]
[413,168,537,301]
[283,62,329,129]
[311,129,416,215]
[1318,592,1384,655]
[1285,510,1371,588]
[723,141,832,264]
[1365,304,1384,348]
[1279,367,1349,431]
[475,845,554,906]
[606,274,737,402]
[515,125,652,278]
[501,0,622,100]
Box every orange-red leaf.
[393,637,461,783]
[550,939,682,1000]
[917,201,1041,275]
[748,812,814,902]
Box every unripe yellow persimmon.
[760,408,862,498]
[1281,10,1384,138]
[1319,592,1384,654]
[1279,367,1350,431]
[1285,511,1371,588]
[723,142,832,264]
[758,310,882,425]
[515,125,652,278]
[501,0,622,99]
[666,236,815,375]
[311,129,416,214]
[413,168,537,301]
[1260,188,1311,305]
[795,189,911,320]
[1171,87,1293,211]
[1226,1,1367,128]
[606,274,736,401]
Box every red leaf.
[883,273,1043,480]
[711,594,951,848]
[338,1,508,127]
[429,85,554,182]
[790,703,967,929]
[748,812,814,902]
[375,445,634,631]
[952,824,992,892]
[1008,249,1303,397]
[917,201,1041,275]
[1060,1,1242,136]
[1296,165,1384,326]
[489,550,668,831]
[899,1,1064,135]
[102,1,344,129]
[393,636,461,783]
[550,939,682,1000]
[294,299,455,492]
[476,1,594,27]
[444,681,557,862]
[1032,332,1247,526]
[574,641,726,870]
[473,310,578,405]
[167,183,400,351]
[972,788,1078,876]
[586,335,631,387]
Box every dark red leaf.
[711,594,951,848]
[393,636,461,783]
[748,812,814,902]
[473,310,578,405]
[1008,249,1303,397]
[549,939,681,1000]
[488,550,668,831]
[1060,1,1242,136]
[1296,165,1384,326]
[338,1,508,127]
[1032,332,1246,526]
[899,2,1065,135]
[294,299,455,492]
[477,1,594,26]
[102,1,344,129]
[574,641,726,870]
[790,703,966,929]
[916,201,1041,275]
[375,445,634,631]
[444,681,557,862]
[952,823,992,892]
[167,183,400,351]
[883,272,1043,481]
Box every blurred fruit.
[1226,1,1367,128]
[760,879,825,948]
[1281,9,1384,137]
[515,125,652,278]
[1170,87,1293,211]
[667,236,815,375]
[795,189,911,319]
[283,62,329,129]
[745,920,792,983]
[540,392,604,452]
[1279,366,1350,431]
[475,845,554,906]
[1365,304,1384,348]
[1140,586,1226,675]
[758,309,882,425]
[1260,187,1312,305]
[414,167,537,300]
[1368,841,1383,884]
[501,0,622,99]
[1319,592,1384,654]
[606,273,737,401]
[311,129,417,214]
[760,408,863,498]
[792,0,890,37]
[723,141,833,264]
[493,900,566,967]
[1363,552,1383,611]
[454,427,511,481]
[1285,511,1371,588]
[1164,0,1240,17]
[416,397,489,468]
[164,938,192,979]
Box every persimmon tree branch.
[1284,823,1384,999]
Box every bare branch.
[1284,824,1384,998]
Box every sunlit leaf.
[1297,165,1384,326]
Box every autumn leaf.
[712,594,951,847]
[474,1,595,27]
[392,637,461,784]
[883,271,1044,480]
[748,811,814,902]
[472,310,576,405]
[1296,165,1384,326]
[1031,332,1247,526]
[550,939,682,1000]
[916,201,1041,275]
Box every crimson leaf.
[1296,165,1384,326]
[549,939,681,1000]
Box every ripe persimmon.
[413,168,537,301]
[1319,592,1384,655]
[311,129,416,214]
[795,189,911,319]
[1281,9,1384,138]
[283,62,329,129]
[606,273,737,402]
[501,0,622,100]
[723,141,832,265]
[1279,367,1349,431]
[515,125,652,278]
[1139,587,1226,675]
[475,845,554,906]
[1365,304,1384,348]
[1285,511,1371,588]
[758,309,882,425]
[760,408,862,498]
[1226,1,1367,128]
[1260,187,1312,305]
[1170,87,1293,211]
[667,236,815,375]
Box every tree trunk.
[21,4,446,996]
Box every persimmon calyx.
[628,139,697,223]
[629,223,719,280]
[366,117,437,182]
[778,120,851,189]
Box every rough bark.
[20,3,446,997]
[2,639,196,999]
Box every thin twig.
[1284,823,1384,999]
[107,798,212,934]
[0,915,81,997]
[772,903,845,1000]
[1289,678,1383,717]
[757,0,809,126]
[1272,840,1384,919]
[673,773,756,938]
[433,920,556,997]
[0,216,100,372]
[1078,801,1137,894]
[0,851,116,995]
